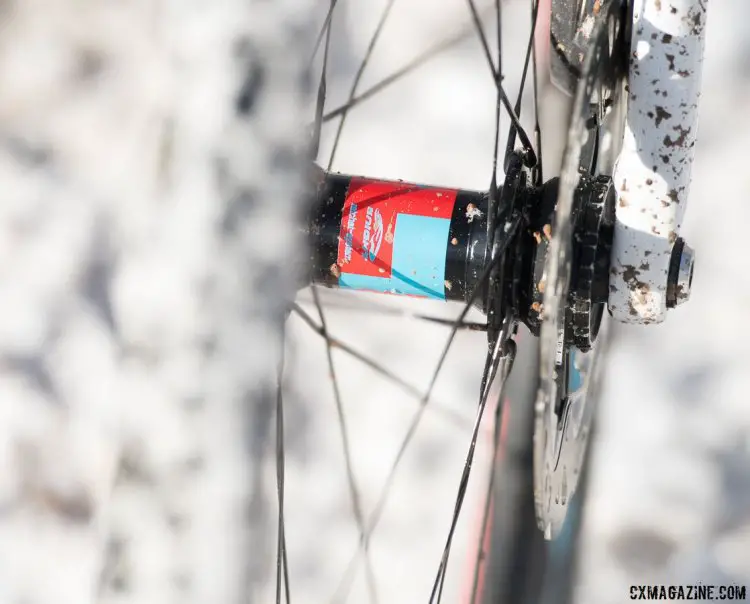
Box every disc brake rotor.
[534,0,626,538]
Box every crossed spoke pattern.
[275,1,545,601]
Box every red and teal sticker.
[336,178,457,299]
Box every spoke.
[417,316,487,331]
[296,291,487,330]
[321,16,488,124]
[432,326,511,602]
[276,342,291,603]
[469,478,494,604]
[311,0,335,161]
[478,336,503,413]
[498,86,537,166]
[504,0,542,173]
[464,0,537,166]
[327,0,397,170]
[495,0,502,87]
[308,2,375,573]
[468,395,505,604]
[429,323,517,604]
[290,302,473,430]
[309,0,340,69]
[330,215,522,604]
[464,0,497,76]
[531,0,543,185]
[486,0,503,256]
[310,286,379,604]
[318,13,535,162]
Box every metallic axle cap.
[666,238,695,308]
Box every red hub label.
[336,178,458,298]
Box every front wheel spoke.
[462,0,536,167]
[321,13,492,124]
[499,86,537,167]
[330,218,521,602]
[311,0,335,161]
[327,0,398,170]
[309,286,379,604]
[428,318,516,604]
[504,0,542,166]
[276,346,291,603]
[464,0,498,77]
[531,0,543,185]
[468,406,504,604]
[295,290,487,331]
[290,302,472,429]
[308,0,339,69]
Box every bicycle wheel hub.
[305,162,614,347]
